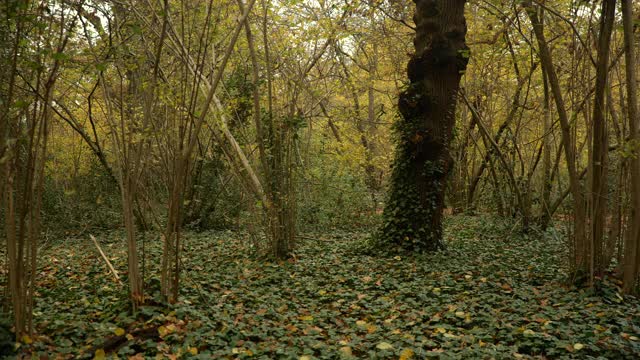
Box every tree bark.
[589,0,616,280]
[379,0,468,251]
[621,0,640,294]
[525,2,587,278]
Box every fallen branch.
[90,234,122,284]
[87,325,160,355]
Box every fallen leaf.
[93,349,105,360]
[399,348,414,359]
[376,342,393,350]
[339,346,352,356]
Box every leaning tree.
[378,0,469,251]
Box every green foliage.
[0,316,15,357]
[18,216,640,358]
[183,155,245,231]
[223,69,255,129]
[297,151,381,231]
[41,160,121,233]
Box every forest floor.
[14,216,640,359]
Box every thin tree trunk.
[589,0,616,280]
[540,54,553,228]
[525,2,587,279]
[621,0,640,294]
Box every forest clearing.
[1,0,640,358]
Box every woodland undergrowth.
[8,216,640,359]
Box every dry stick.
[90,235,122,285]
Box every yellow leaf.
[93,349,106,360]
[188,347,198,355]
[114,327,125,336]
[574,343,584,350]
[339,346,352,356]
[158,325,169,338]
[126,334,134,341]
[21,335,33,344]
[318,290,327,295]
[376,342,394,350]
[299,356,312,360]
[455,311,465,318]
[299,315,314,321]
[399,348,414,360]
[356,320,367,326]
[366,324,377,333]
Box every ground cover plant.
[14,216,640,359]
[3,1,640,359]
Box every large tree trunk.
[378,0,468,251]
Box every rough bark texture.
[378,0,468,251]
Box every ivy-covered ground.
[16,216,640,358]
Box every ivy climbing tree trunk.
[378,0,468,251]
